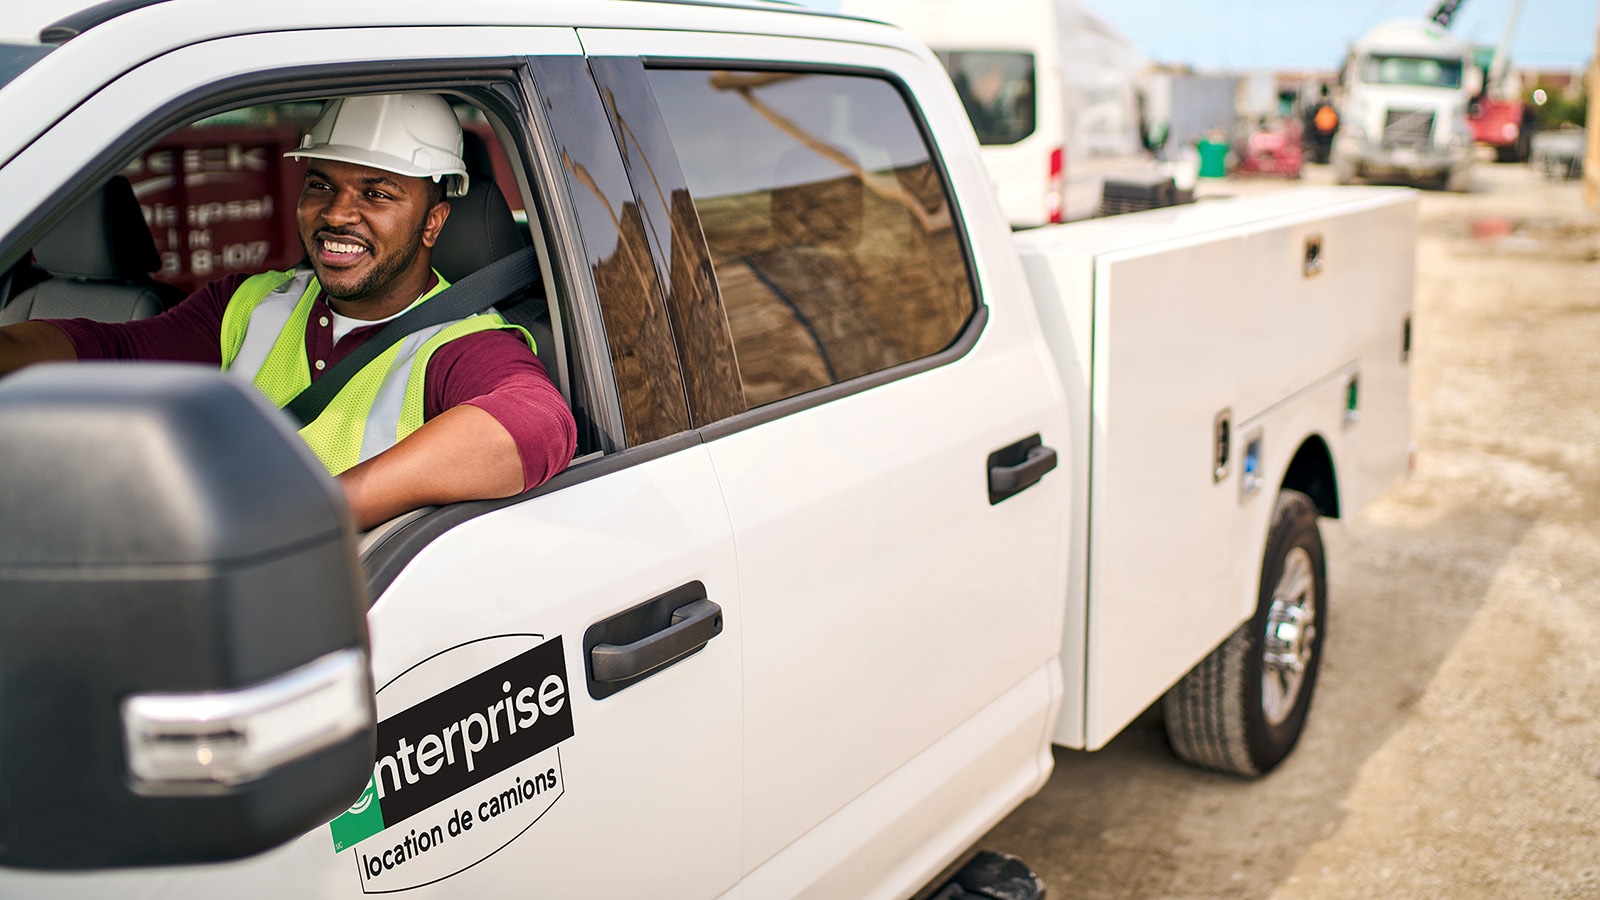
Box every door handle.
[583,582,723,699]
[592,599,721,682]
[987,434,1058,505]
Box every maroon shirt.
[48,272,577,491]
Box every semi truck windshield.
[1363,54,1464,89]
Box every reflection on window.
[118,103,322,291]
[1363,55,1463,89]
[935,50,1037,146]
[647,69,975,408]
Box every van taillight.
[1047,147,1066,223]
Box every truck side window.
[4,90,590,456]
[645,68,976,408]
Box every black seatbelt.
[282,245,541,428]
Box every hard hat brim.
[284,144,469,198]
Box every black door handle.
[583,582,723,699]
[987,434,1058,505]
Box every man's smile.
[315,231,372,266]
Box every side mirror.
[0,364,375,869]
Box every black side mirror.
[0,364,375,869]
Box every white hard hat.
[285,93,469,198]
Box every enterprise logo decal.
[330,635,574,893]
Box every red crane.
[1428,0,1534,162]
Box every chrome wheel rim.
[1261,547,1317,727]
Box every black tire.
[1162,490,1327,777]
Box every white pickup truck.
[0,1,1414,897]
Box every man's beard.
[310,216,428,304]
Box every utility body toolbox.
[1016,187,1415,749]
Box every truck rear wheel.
[1161,489,1326,776]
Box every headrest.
[33,176,162,280]
[461,128,498,181]
[769,147,863,248]
[431,177,528,284]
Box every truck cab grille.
[1383,109,1436,149]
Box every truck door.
[0,28,741,900]
[578,31,1073,889]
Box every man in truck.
[0,92,577,529]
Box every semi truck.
[1331,17,1481,190]
[0,0,1415,896]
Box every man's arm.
[0,321,77,375]
[340,328,577,530]
[337,404,524,530]
[1,276,239,376]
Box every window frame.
[0,54,680,591]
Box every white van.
[840,0,1144,226]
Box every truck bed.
[1014,187,1417,748]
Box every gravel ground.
[980,159,1600,900]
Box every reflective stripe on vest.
[218,268,532,475]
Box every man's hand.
[0,322,77,375]
[337,404,526,531]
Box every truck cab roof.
[0,0,919,172]
[2,0,822,46]
[1353,18,1471,58]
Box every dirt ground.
[980,159,1600,899]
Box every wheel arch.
[1280,434,1339,518]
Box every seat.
[430,132,530,284]
[430,130,557,382]
[0,175,181,325]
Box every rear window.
[646,68,977,408]
[0,43,52,91]
[934,50,1036,145]
[1363,54,1464,89]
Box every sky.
[798,0,1597,71]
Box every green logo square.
[330,777,385,853]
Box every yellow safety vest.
[219,268,531,475]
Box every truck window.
[1363,55,1464,89]
[3,88,589,454]
[645,68,976,408]
[934,50,1037,146]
